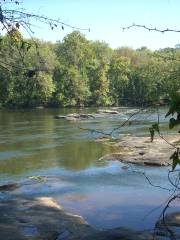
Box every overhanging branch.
[122,24,180,33]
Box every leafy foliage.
[170,149,180,170]
[149,123,160,142]
[0,31,180,108]
[166,92,180,170]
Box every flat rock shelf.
[0,194,178,240]
[99,135,180,167]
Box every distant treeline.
[0,30,180,108]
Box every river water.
[0,107,178,231]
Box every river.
[0,107,178,231]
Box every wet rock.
[54,110,128,121]
[35,106,44,109]
[97,109,120,114]
[54,113,95,121]
[0,196,148,240]
[0,196,93,240]
[0,195,179,240]
[0,183,19,192]
[81,113,95,118]
[54,115,66,119]
[100,135,180,167]
[125,109,140,115]
[67,113,95,120]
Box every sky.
[6,0,180,50]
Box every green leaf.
[20,41,25,49]
[149,123,160,142]
[169,118,179,129]
[170,150,180,170]
[152,123,160,133]
[172,157,180,171]
[165,106,174,117]
[166,92,180,118]
[15,23,20,29]
[170,151,177,160]
[26,45,31,51]
[149,127,155,142]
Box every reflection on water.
[0,107,178,230]
[0,140,116,175]
[12,161,178,231]
[1,107,162,178]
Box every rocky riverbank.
[54,108,128,121]
[0,190,180,240]
[54,113,96,121]
[0,187,151,240]
[0,191,178,240]
[99,135,180,167]
[0,167,180,240]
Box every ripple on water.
[0,107,177,231]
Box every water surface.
[0,107,178,231]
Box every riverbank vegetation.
[0,30,180,108]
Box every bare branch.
[140,171,172,191]
[161,194,180,240]
[122,24,180,33]
[110,107,148,135]
[0,8,90,35]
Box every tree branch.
[1,9,90,34]
[122,24,180,33]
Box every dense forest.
[0,30,180,108]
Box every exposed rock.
[0,194,179,239]
[54,113,95,121]
[95,136,112,142]
[125,109,140,115]
[66,113,95,121]
[0,183,19,191]
[54,115,67,119]
[54,110,129,121]
[0,195,155,240]
[97,109,120,114]
[100,135,180,167]
[0,196,93,240]
[35,106,44,109]
[79,113,95,119]
[36,197,62,210]
[66,113,80,118]
[29,176,47,182]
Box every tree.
[87,41,112,106]
[54,31,91,106]
[108,54,130,105]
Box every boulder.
[0,183,19,191]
